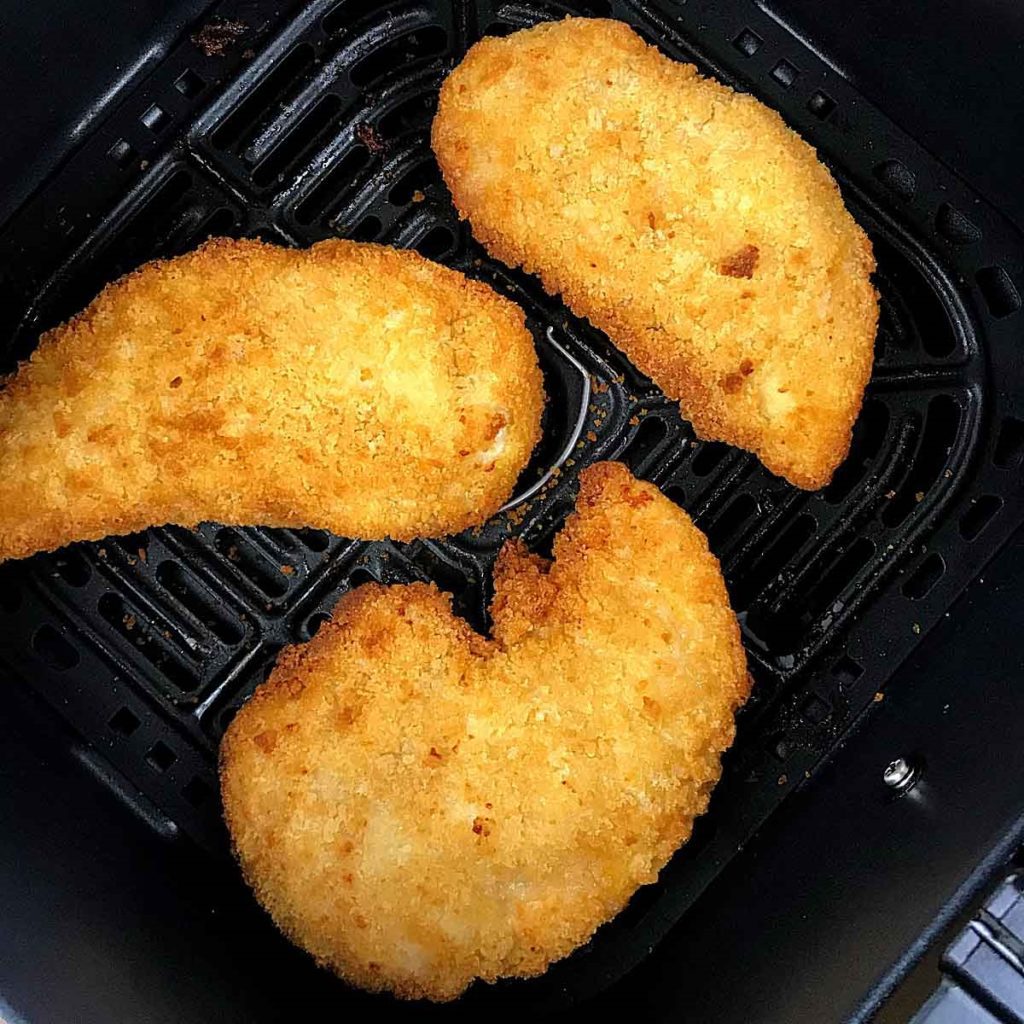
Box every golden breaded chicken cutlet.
[220,461,749,1001]
[432,17,879,489]
[0,238,544,561]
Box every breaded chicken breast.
[0,238,544,561]
[221,461,749,1001]
[432,18,878,489]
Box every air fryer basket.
[1,0,1023,1011]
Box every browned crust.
[719,244,760,279]
[432,17,879,490]
[0,237,545,559]
[220,461,749,1000]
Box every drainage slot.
[881,394,960,527]
[251,93,343,187]
[731,513,817,609]
[413,224,456,260]
[156,560,244,643]
[146,741,177,772]
[52,549,92,587]
[323,0,397,36]
[994,416,1024,467]
[824,398,890,504]
[691,440,731,477]
[705,492,758,553]
[959,495,1002,541]
[902,551,945,599]
[293,143,370,225]
[976,266,1021,318]
[212,44,316,152]
[378,89,438,138]
[32,624,80,670]
[97,592,198,692]
[388,159,441,206]
[350,26,448,88]
[622,416,668,474]
[214,529,290,599]
[109,707,141,737]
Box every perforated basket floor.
[1,0,1023,1010]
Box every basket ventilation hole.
[902,551,945,599]
[112,531,150,558]
[959,494,1003,541]
[976,267,1022,318]
[690,440,731,476]
[32,625,80,670]
[414,224,456,260]
[174,69,205,98]
[258,527,301,555]
[731,513,817,610]
[199,207,237,238]
[935,203,982,245]
[802,537,876,621]
[823,398,890,504]
[872,238,959,358]
[574,0,613,15]
[294,528,330,553]
[214,528,290,598]
[0,567,22,613]
[305,612,332,639]
[251,93,343,188]
[389,160,441,206]
[293,144,370,225]
[54,550,92,587]
[113,170,193,264]
[107,139,137,169]
[109,707,141,737]
[349,26,449,89]
[705,492,758,552]
[664,484,686,508]
[141,104,170,133]
[800,693,831,725]
[733,29,763,56]
[212,43,316,151]
[881,394,960,528]
[770,60,798,88]
[346,567,379,593]
[349,214,382,242]
[146,741,177,772]
[378,90,438,137]
[97,592,198,692]
[831,655,863,689]
[182,777,212,808]
[873,160,916,201]
[807,90,836,119]
[155,560,245,644]
[622,416,668,473]
[994,416,1024,467]
[218,703,242,735]
[322,0,400,37]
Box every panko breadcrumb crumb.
[432,17,878,489]
[220,461,749,1001]
[0,238,544,560]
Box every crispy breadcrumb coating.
[221,461,749,1001]
[0,238,544,560]
[432,17,878,489]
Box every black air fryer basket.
[2,0,1024,1019]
